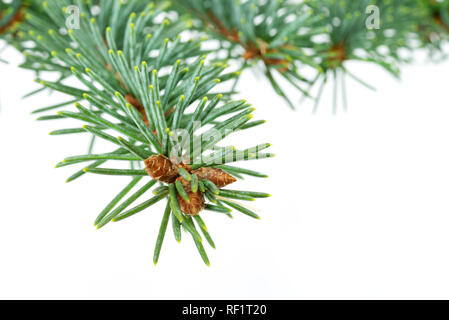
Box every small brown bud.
[144,155,178,183]
[193,167,236,188]
[176,177,205,216]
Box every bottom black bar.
[0,300,447,318]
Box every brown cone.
[192,167,237,188]
[176,177,205,216]
[144,155,179,183]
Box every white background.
[1,42,449,299]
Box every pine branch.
[173,0,449,111]
[2,0,449,265]
[174,0,325,109]
[1,0,273,266]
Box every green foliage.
[2,0,449,265]
[174,0,325,109]
[1,0,273,265]
[174,0,449,111]
[413,0,449,56]
[0,0,25,27]
[304,0,421,112]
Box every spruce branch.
[2,0,449,265]
[4,0,449,112]
[174,0,325,109]
[414,0,449,58]
[1,0,273,265]
[173,0,449,111]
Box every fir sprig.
[4,0,449,112]
[174,0,449,111]
[414,0,449,57]
[300,0,426,113]
[61,53,273,265]
[3,0,449,266]
[2,0,273,265]
[174,0,326,109]
[16,0,202,94]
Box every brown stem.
[205,10,290,72]
[324,43,348,69]
[433,12,449,33]
[0,5,26,35]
